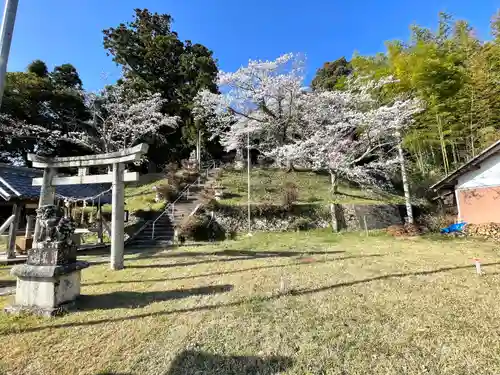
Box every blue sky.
[5,0,500,91]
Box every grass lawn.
[101,177,167,215]
[217,168,405,205]
[0,231,500,374]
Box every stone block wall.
[331,204,406,231]
[210,203,411,233]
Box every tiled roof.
[0,165,112,204]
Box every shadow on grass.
[80,246,181,265]
[9,262,500,335]
[151,249,345,259]
[166,350,292,375]
[222,192,243,199]
[125,249,348,269]
[79,284,233,311]
[80,246,167,258]
[125,257,258,269]
[83,255,382,286]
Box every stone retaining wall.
[211,203,411,233]
[331,204,406,231]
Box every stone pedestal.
[5,204,89,317]
[6,261,89,317]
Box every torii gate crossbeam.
[27,144,149,270]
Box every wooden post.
[363,216,369,237]
[110,163,125,270]
[81,201,86,225]
[97,196,103,244]
[33,167,56,245]
[25,215,34,239]
[7,203,21,259]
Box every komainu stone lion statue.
[36,205,76,245]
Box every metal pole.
[247,130,251,235]
[0,0,19,109]
[197,129,202,169]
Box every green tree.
[27,59,48,78]
[348,13,486,177]
[311,57,352,91]
[102,8,220,168]
[0,63,89,163]
[51,64,83,89]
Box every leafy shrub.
[160,162,201,203]
[179,170,199,184]
[200,186,217,207]
[282,182,299,208]
[155,184,179,203]
[178,215,226,242]
[289,217,314,231]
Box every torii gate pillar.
[111,162,125,269]
[28,144,149,270]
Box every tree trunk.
[451,141,458,166]
[416,143,425,175]
[470,88,475,158]
[330,171,338,195]
[330,203,339,232]
[396,131,414,224]
[285,159,295,173]
[436,113,449,175]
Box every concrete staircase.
[126,165,220,248]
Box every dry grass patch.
[0,232,499,374]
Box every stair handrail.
[151,160,217,239]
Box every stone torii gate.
[27,144,149,270]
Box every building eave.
[430,139,500,192]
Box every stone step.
[132,238,173,244]
[141,228,174,232]
[143,225,173,230]
[142,225,174,229]
[138,233,174,238]
[136,234,174,239]
[126,165,219,249]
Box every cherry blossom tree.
[195,55,423,222]
[71,85,178,154]
[0,84,178,164]
[0,113,77,160]
[194,53,306,169]
[276,90,392,191]
[366,98,423,223]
